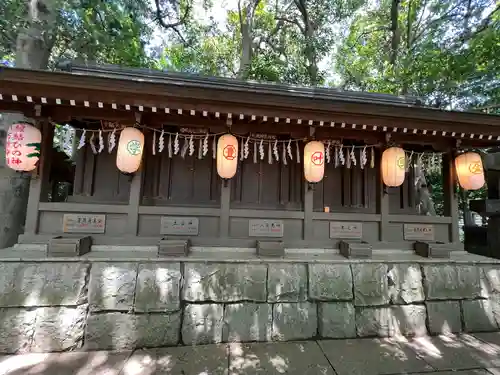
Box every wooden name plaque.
[404,224,435,241]
[161,217,199,236]
[249,220,284,238]
[330,222,362,239]
[63,214,106,234]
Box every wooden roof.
[1,63,499,148]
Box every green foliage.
[2,0,154,69]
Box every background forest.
[0,0,499,231]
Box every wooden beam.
[443,152,460,244]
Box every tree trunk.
[237,0,260,80]
[389,0,401,66]
[0,0,57,249]
[414,161,436,216]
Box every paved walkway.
[1,333,500,375]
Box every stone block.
[223,303,272,342]
[183,263,267,302]
[272,302,317,341]
[388,264,424,304]
[134,263,181,312]
[0,262,89,307]
[422,265,481,300]
[319,302,356,338]
[462,298,500,332]
[309,264,353,301]
[356,307,391,337]
[390,305,427,337]
[352,264,389,306]
[0,308,37,353]
[85,311,181,350]
[31,305,87,352]
[426,301,462,334]
[268,264,307,302]
[88,263,138,312]
[182,304,224,345]
[481,266,500,297]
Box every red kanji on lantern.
[14,124,26,132]
[223,144,236,160]
[13,133,24,141]
[311,151,324,166]
[11,150,21,156]
[9,158,22,165]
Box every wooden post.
[24,120,53,235]
[378,150,390,242]
[219,179,230,237]
[443,152,460,244]
[126,167,143,236]
[303,128,314,240]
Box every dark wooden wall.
[388,166,418,214]
[71,144,131,203]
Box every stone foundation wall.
[0,260,499,353]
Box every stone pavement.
[1,333,500,375]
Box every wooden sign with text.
[180,127,208,134]
[161,217,199,236]
[250,133,278,141]
[63,214,106,234]
[330,222,363,239]
[404,224,435,241]
[249,220,284,237]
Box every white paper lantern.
[303,141,325,183]
[381,147,406,187]
[116,127,144,174]
[455,152,485,191]
[5,123,42,172]
[217,134,238,179]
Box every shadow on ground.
[1,333,500,374]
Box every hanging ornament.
[259,140,264,160]
[152,131,157,156]
[202,133,209,156]
[198,138,203,159]
[108,129,116,153]
[63,127,72,152]
[334,146,339,167]
[253,141,258,163]
[370,147,375,168]
[181,137,189,158]
[212,135,216,159]
[282,143,287,165]
[268,142,272,164]
[406,151,414,172]
[98,130,104,153]
[287,140,293,161]
[346,147,352,169]
[159,130,165,153]
[188,135,194,156]
[296,141,300,163]
[339,145,345,166]
[326,141,331,163]
[360,146,367,169]
[78,129,86,150]
[273,140,279,162]
[240,138,244,161]
[173,133,180,155]
[89,132,97,154]
[168,134,173,158]
[243,137,250,159]
[351,146,357,167]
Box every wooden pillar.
[303,182,314,240]
[443,152,460,243]
[377,150,390,242]
[219,180,230,237]
[303,128,314,241]
[126,167,143,236]
[24,120,53,235]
